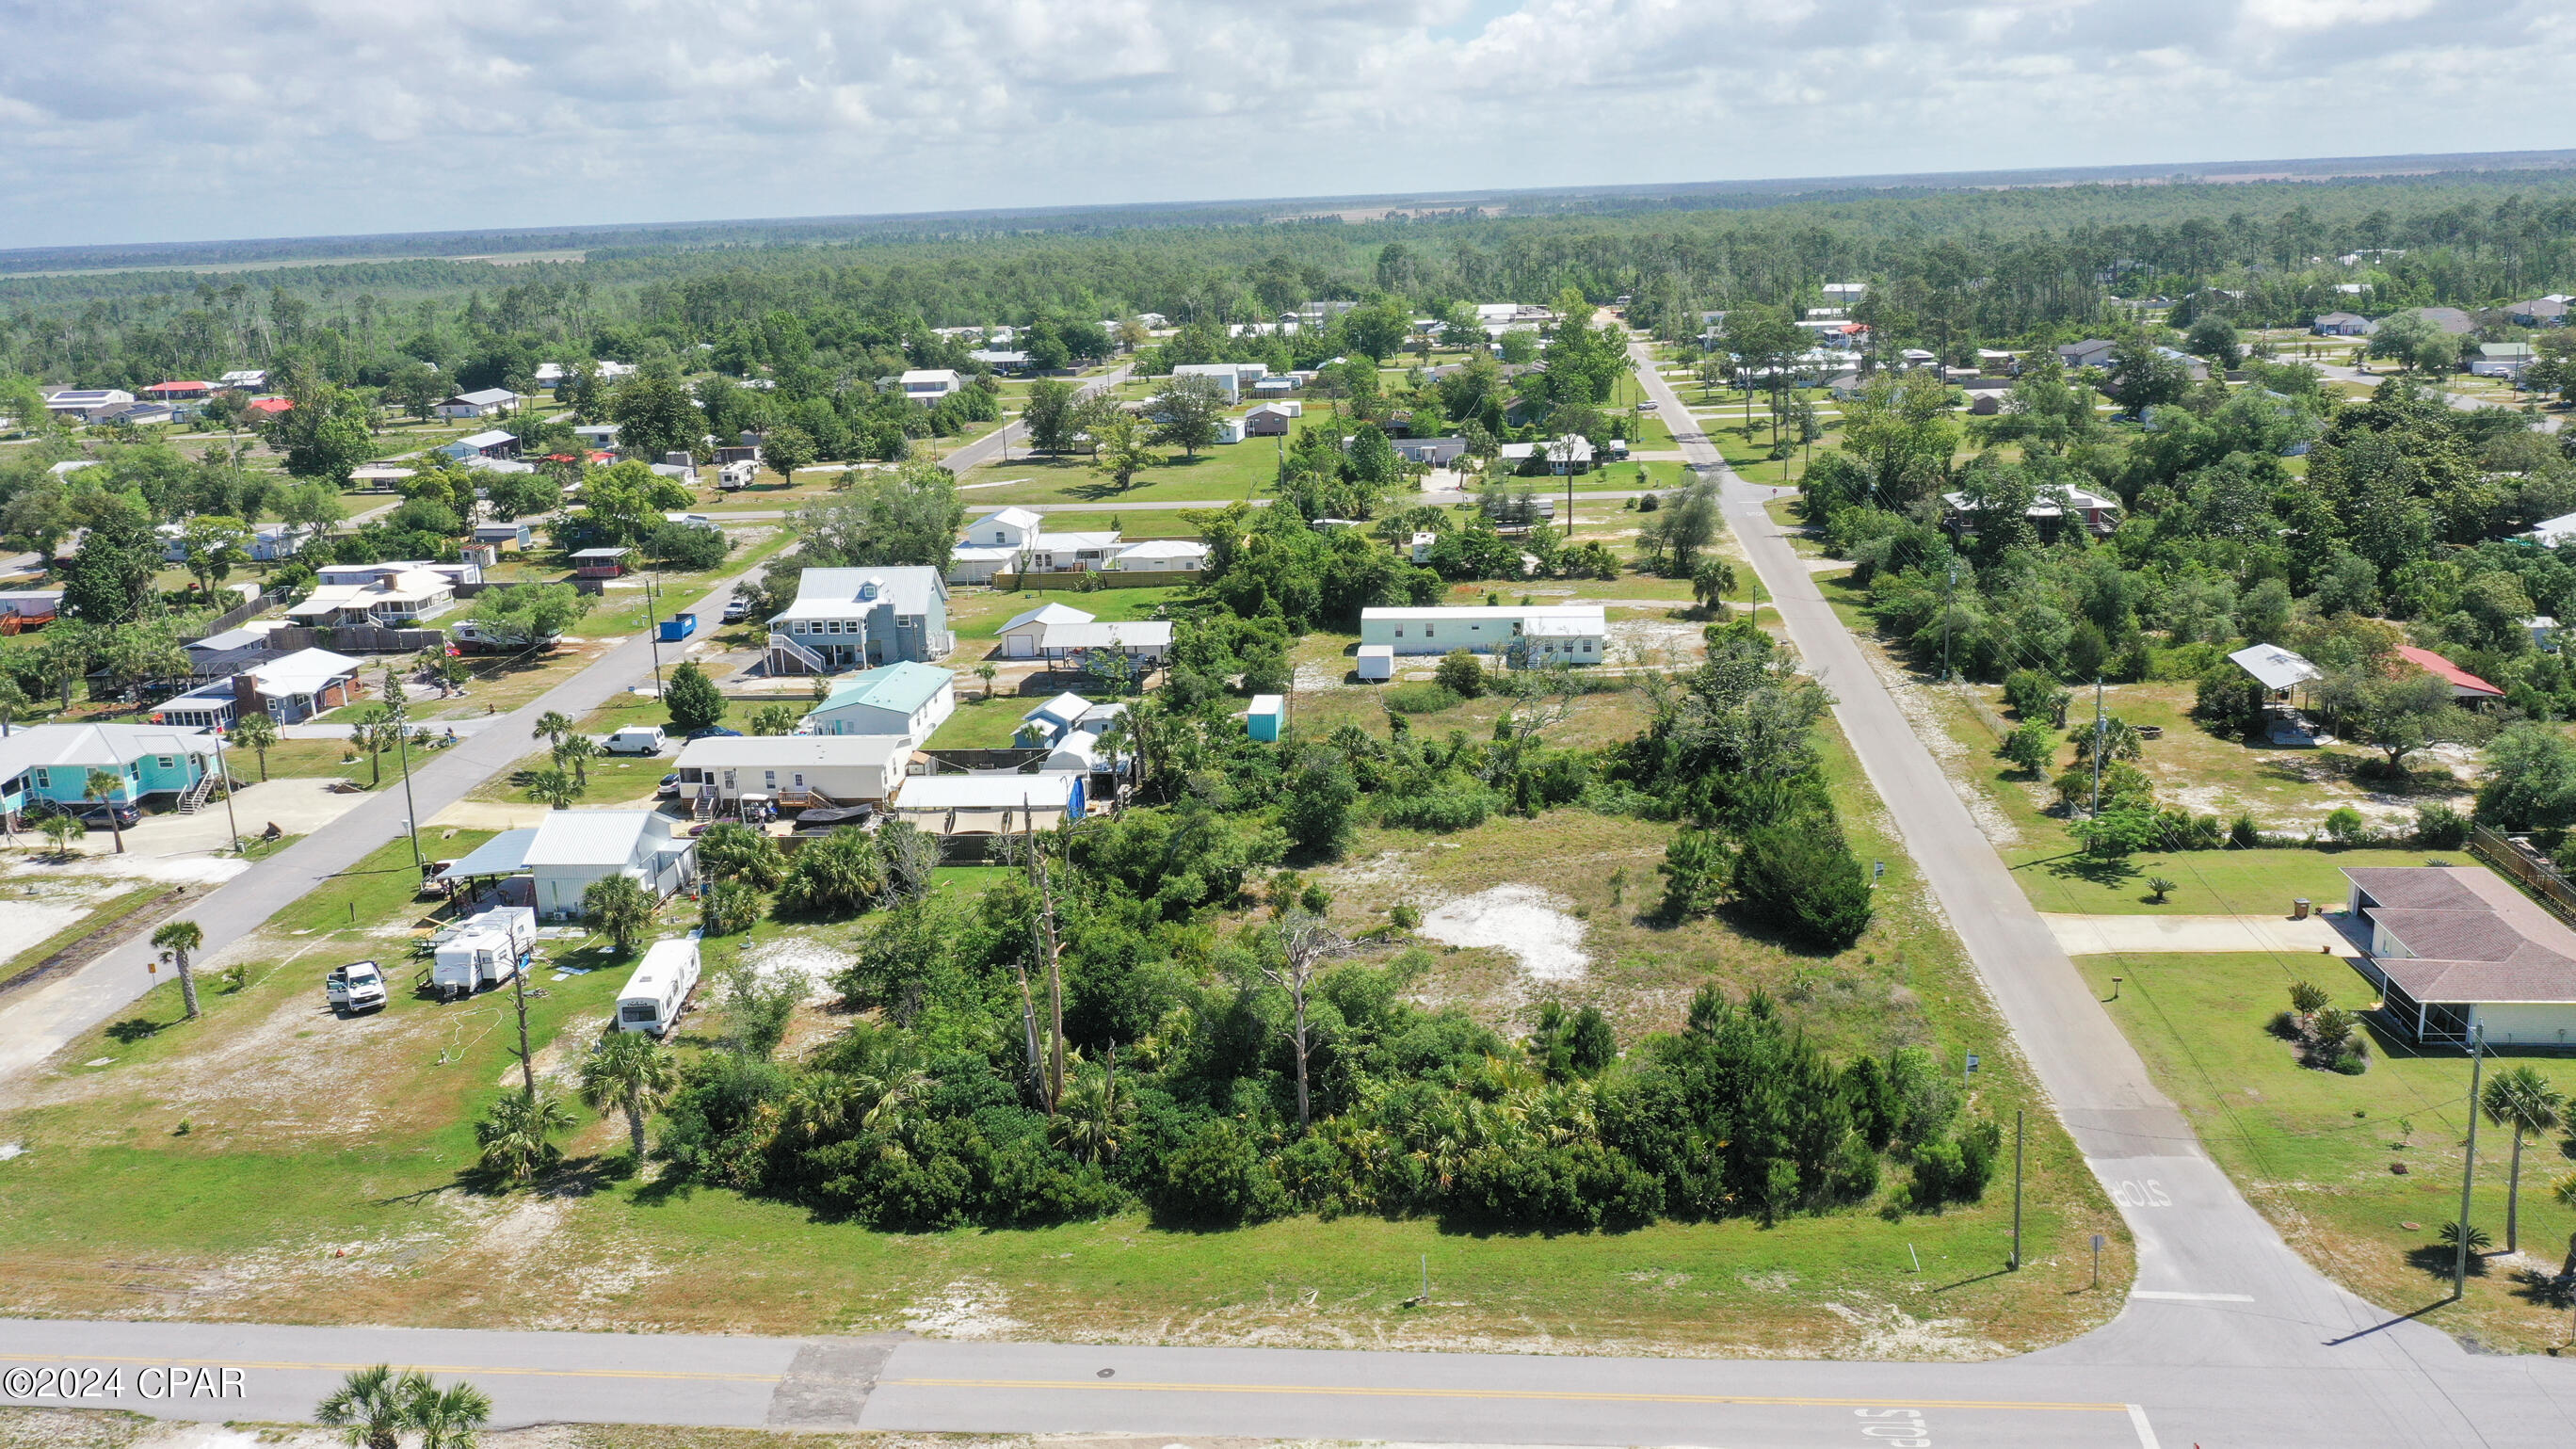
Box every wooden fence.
[183,589,275,641]
[265,624,448,654]
[2469,826,2576,927]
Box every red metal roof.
[244,397,293,413]
[141,380,213,394]
[2395,645,2503,698]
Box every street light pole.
[212,723,242,850]
[394,719,425,877]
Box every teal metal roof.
[815,661,952,717]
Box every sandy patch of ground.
[0,897,89,950]
[1603,616,1701,669]
[2040,911,2345,955]
[1819,1296,2004,1360]
[744,934,857,1005]
[0,849,246,887]
[906,1278,1029,1338]
[1416,885,1589,981]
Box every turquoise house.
[0,722,224,823]
[805,662,957,740]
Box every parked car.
[685,727,743,741]
[657,772,681,797]
[31,798,140,830]
[721,596,752,623]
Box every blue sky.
[2,0,2568,250]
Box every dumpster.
[657,613,698,641]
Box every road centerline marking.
[883,1377,2128,1413]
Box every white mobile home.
[431,906,535,999]
[673,733,911,809]
[1359,605,1607,665]
[615,939,703,1037]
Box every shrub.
[2146,876,2176,903]
[2413,803,2470,849]
[2002,668,2069,725]
[1658,829,1729,921]
[1434,650,1487,699]
[1388,903,1421,930]
[2322,806,2369,845]
[1378,786,1498,832]
[2229,811,2261,848]
[2192,659,2267,737]
[1731,821,1873,950]
[1153,1119,1284,1226]
[1906,1116,2003,1210]
[1384,682,1461,715]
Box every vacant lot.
[0,717,2125,1359]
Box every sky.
[3,0,2571,251]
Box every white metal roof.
[1002,602,1092,633]
[247,648,363,694]
[2229,643,2322,691]
[523,810,663,867]
[677,734,910,769]
[1361,604,1605,624]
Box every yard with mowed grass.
[2070,948,2576,1352]
[946,585,1179,640]
[0,710,2129,1357]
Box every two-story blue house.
[0,722,225,825]
[763,567,954,675]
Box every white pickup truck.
[325,959,388,1013]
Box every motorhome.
[430,906,536,1000]
[615,939,702,1037]
[326,959,388,1013]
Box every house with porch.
[765,567,954,675]
[285,568,458,627]
[523,810,697,922]
[2343,865,2576,1047]
[435,388,520,420]
[996,603,1172,665]
[673,733,910,813]
[947,507,1123,582]
[0,722,226,823]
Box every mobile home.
[430,906,536,999]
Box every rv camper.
[431,906,536,1000]
[615,938,702,1037]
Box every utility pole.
[394,718,424,877]
[2089,678,2107,817]
[2010,1109,2025,1271]
[644,572,666,697]
[510,961,535,1097]
[211,725,242,850]
[2455,1024,2487,1300]
[1940,560,1957,684]
[1025,799,1065,1112]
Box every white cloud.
[0,0,2567,249]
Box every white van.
[604,725,667,755]
[431,906,535,1000]
[614,939,702,1037]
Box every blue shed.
[1247,693,1284,742]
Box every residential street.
[0,562,767,1087]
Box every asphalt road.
[0,562,767,1086]
[936,363,1133,475]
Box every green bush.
[1434,650,1488,699]
[1378,785,1498,831]
[1731,822,1873,950]
[1153,1119,1285,1226]
[2414,802,2470,849]
[1384,683,1461,714]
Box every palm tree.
[408,1378,491,1449]
[2484,1065,2565,1254]
[974,662,998,700]
[578,1031,679,1158]
[526,767,582,810]
[532,710,573,749]
[40,812,83,858]
[82,767,127,854]
[315,1363,427,1449]
[150,919,205,1021]
[475,1087,576,1186]
[582,874,656,955]
[231,710,279,781]
[0,673,25,736]
[551,733,597,786]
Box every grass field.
[2073,947,2576,1352]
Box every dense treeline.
[14,169,2576,393]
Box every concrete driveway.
[36,778,369,859]
[2040,910,2347,957]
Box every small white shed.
[1356,645,1394,682]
